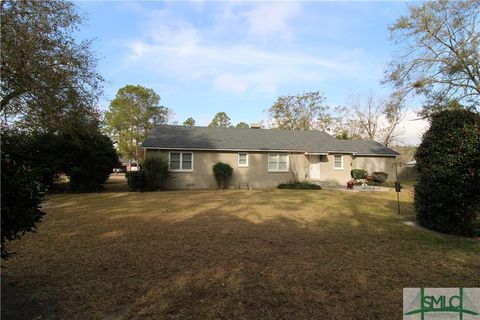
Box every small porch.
[304,152,351,187]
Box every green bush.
[1,153,46,259]
[277,182,322,190]
[126,171,147,192]
[213,162,233,189]
[414,108,480,236]
[351,169,368,180]
[372,172,388,184]
[125,157,170,192]
[1,129,118,192]
[57,131,118,191]
[142,156,170,191]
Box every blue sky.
[75,1,428,145]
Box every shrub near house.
[143,156,170,191]
[1,129,118,192]
[351,169,368,180]
[126,171,147,192]
[415,109,480,236]
[372,172,388,184]
[213,162,233,189]
[126,157,170,192]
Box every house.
[141,125,400,189]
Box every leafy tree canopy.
[385,0,480,116]
[236,122,249,128]
[2,128,119,191]
[183,117,195,127]
[0,0,103,132]
[209,112,231,128]
[105,85,169,162]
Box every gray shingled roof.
[142,125,399,156]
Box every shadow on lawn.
[2,191,479,320]
[1,272,64,319]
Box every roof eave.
[353,153,398,157]
[142,146,307,153]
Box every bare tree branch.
[385,0,480,113]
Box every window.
[169,152,193,171]
[182,152,192,170]
[334,155,343,169]
[238,153,248,167]
[268,154,289,172]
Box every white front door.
[309,155,321,180]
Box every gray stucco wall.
[353,156,397,182]
[146,149,308,189]
[145,149,397,189]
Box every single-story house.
[141,125,400,189]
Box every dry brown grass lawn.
[2,177,479,319]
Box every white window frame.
[268,153,289,172]
[333,154,344,170]
[169,152,193,172]
[238,153,249,167]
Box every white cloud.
[125,36,365,94]
[396,109,429,146]
[118,2,378,97]
[124,36,368,96]
[245,3,302,40]
[129,41,147,57]
[214,73,248,95]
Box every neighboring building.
[115,158,139,172]
[398,160,417,180]
[141,125,399,189]
[404,160,417,167]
